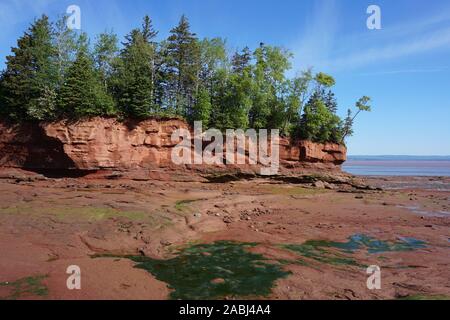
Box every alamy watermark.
[366,265,381,290]
[66,5,81,30]
[367,5,382,30]
[66,265,81,290]
[171,122,280,175]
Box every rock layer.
[0,117,346,172]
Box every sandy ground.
[0,169,448,300]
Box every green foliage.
[112,16,158,118]
[315,72,335,88]
[165,15,201,117]
[340,96,372,143]
[0,14,371,144]
[1,15,58,120]
[59,34,115,118]
[94,31,119,91]
[298,96,343,143]
[53,15,78,89]
[192,87,212,127]
[356,95,372,112]
[249,44,292,130]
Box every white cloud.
[0,0,57,28]
[327,26,450,71]
[291,4,450,73]
[357,67,449,76]
[291,0,339,71]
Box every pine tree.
[324,90,338,114]
[0,13,372,144]
[165,15,201,117]
[59,33,114,118]
[1,15,58,120]
[297,95,342,143]
[141,15,158,44]
[112,16,157,118]
[231,47,251,74]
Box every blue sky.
[1,0,449,155]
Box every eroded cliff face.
[0,117,346,173]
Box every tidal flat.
[0,170,448,300]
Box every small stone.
[160,240,172,246]
[223,216,233,224]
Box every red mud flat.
[0,169,448,300]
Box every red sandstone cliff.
[0,117,346,173]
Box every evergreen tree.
[165,15,201,117]
[323,90,338,114]
[0,13,372,145]
[141,15,159,44]
[59,33,114,118]
[113,16,157,118]
[231,47,251,74]
[297,94,342,143]
[1,15,57,120]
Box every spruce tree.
[113,16,157,118]
[59,33,114,118]
[166,15,201,117]
[1,15,57,120]
[324,90,338,114]
[231,47,251,74]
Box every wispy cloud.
[0,0,57,27]
[291,0,339,71]
[292,3,450,73]
[327,26,450,71]
[357,67,449,76]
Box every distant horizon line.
[347,155,450,158]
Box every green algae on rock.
[283,234,427,267]
[0,275,48,300]
[124,241,290,300]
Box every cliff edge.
[0,117,346,176]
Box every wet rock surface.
[0,169,448,300]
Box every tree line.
[0,14,371,144]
